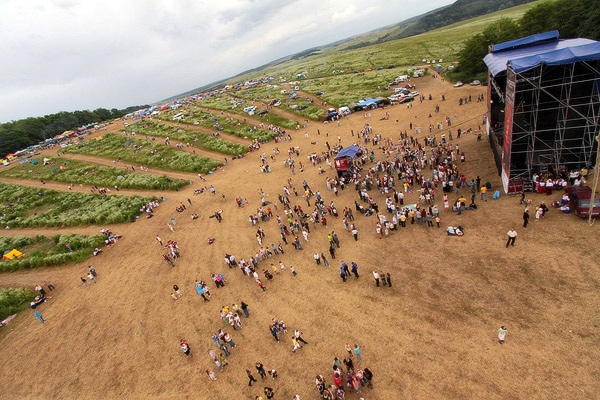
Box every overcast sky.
[0,0,454,122]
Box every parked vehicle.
[453,81,464,87]
[316,91,324,95]
[399,96,414,104]
[565,186,600,218]
[258,110,269,116]
[470,80,481,86]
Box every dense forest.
[0,105,148,158]
[450,0,600,81]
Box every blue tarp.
[509,42,600,73]
[492,30,559,52]
[356,98,380,107]
[484,38,597,77]
[335,145,360,160]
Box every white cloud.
[0,0,455,122]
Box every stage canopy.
[484,34,597,77]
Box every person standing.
[87,272,96,283]
[173,284,182,297]
[246,369,258,386]
[354,344,361,362]
[373,271,380,287]
[351,225,358,241]
[44,280,55,291]
[339,266,346,282]
[498,326,507,344]
[256,362,267,379]
[321,253,330,267]
[506,229,517,248]
[386,273,392,287]
[351,262,359,279]
[80,276,88,286]
[156,235,162,245]
[34,310,45,323]
[314,253,321,265]
[523,209,530,228]
[241,301,250,318]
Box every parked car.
[399,96,414,104]
[470,80,481,86]
[453,81,464,87]
[298,105,309,110]
[565,186,600,218]
[316,91,324,95]
[258,110,269,116]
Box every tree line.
[450,0,600,81]
[0,105,148,158]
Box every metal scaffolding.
[491,60,600,185]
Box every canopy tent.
[335,145,360,160]
[484,36,597,77]
[3,249,23,260]
[356,98,380,108]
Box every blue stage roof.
[492,30,559,52]
[335,145,360,159]
[484,38,597,77]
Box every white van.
[172,113,184,120]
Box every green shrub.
[0,183,155,228]
[0,288,37,321]
[63,133,222,173]
[124,120,248,155]
[0,157,188,190]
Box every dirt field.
[1,74,599,400]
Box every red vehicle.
[565,186,600,218]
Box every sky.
[0,0,455,122]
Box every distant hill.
[162,0,537,101]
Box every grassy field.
[0,157,188,191]
[225,1,543,84]
[0,234,106,273]
[0,288,37,321]
[159,109,277,142]
[125,120,248,155]
[0,183,155,228]
[64,133,223,174]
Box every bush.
[0,288,37,321]
[0,157,188,190]
[63,133,223,173]
[124,120,248,155]
[0,183,155,228]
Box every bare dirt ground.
[1,75,599,400]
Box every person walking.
[34,310,45,323]
[523,209,530,228]
[351,225,358,241]
[386,273,392,287]
[351,262,359,278]
[506,229,517,248]
[180,339,192,358]
[321,253,330,267]
[294,329,308,344]
[372,271,380,287]
[498,326,507,344]
[173,284,182,298]
[80,276,88,286]
[44,280,55,291]
[156,235,162,245]
[354,344,361,362]
[87,272,96,283]
[246,369,258,386]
